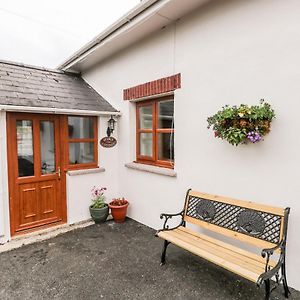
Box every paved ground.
[0,219,299,300]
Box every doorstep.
[0,215,113,253]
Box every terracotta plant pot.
[109,202,129,223]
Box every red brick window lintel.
[123,73,181,101]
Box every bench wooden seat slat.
[176,227,277,268]
[162,229,266,275]
[158,228,264,282]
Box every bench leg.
[282,260,291,298]
[160,240,170,266]
[264,279,271,300]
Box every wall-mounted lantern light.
[107,115,116,137]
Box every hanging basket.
[207,100,275,146]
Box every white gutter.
[0,105,121,117]
[58,0,161,71]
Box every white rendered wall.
[66,116,119,224]
[82,0,300,290]
[0,111,10,243]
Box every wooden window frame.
[62,115,98,171]
[136,96,174,169]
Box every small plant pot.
[108,202,129,223]
[89,205,109,224]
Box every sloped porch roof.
[0,60,118,114]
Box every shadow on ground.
[0,219,299,300]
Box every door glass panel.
[158,132,174,162]
[16,120,34,177]
[40,121,55,175]
[140,133,153,157]
[69,142,94,164]
[139,106,153,129]
[68,117,94,139]
[158,100,174,129]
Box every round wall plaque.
[100,136,117,148]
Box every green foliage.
[91,197,107,209]
[207,100,275,146]
[91,187,107,209]
[221,127,247,146]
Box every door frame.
[7,112,67,236]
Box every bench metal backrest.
[183,190,288,249]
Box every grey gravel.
[0,219,299,300]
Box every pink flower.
[91,187,107,199]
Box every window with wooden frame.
[64,116,98,170]
[136,97,174,168]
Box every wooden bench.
[156,189,290,300]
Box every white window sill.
[125,162,177,177]
[67,167,105,176]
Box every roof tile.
[0,61,117,113]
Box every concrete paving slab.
[0,220,94,253]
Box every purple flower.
[246,131,262,143]
[91,187,107,200]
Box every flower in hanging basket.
[246,131,262,143]
[207,100,275,146]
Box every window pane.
[17,120,34,177]
[140,133,153,157]
[40,121,55,175]
[68,117,94,139]
[158,100,174,129]
[139,105,153,129]
[69,142,94,164]
[158,132,174,162]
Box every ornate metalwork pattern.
[196,200,216,221]
[186,196,282,244]
[237,210,265,236]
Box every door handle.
[56,167,61,180]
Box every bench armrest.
[155,210,185,236]
[257,240,286,286]
[257,255,284,286]
[261,240,284,257]
[258,208,290,286]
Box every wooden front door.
[7,113,66,235]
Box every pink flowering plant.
[91,187,107,209]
